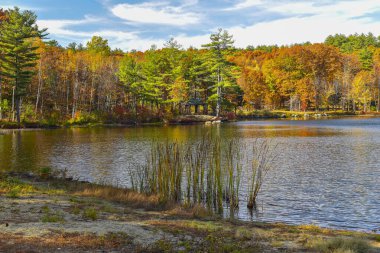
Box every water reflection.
[0,117,380,232]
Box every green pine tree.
[0,7,46,125]
[202,28,237,116]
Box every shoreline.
[1,111,379,130]
[1,172,379,252]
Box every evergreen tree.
[118,53,145,119]
[359,47,374,71]
[0,8,8,120]
[0,7,46,125]
[202,29,237,116]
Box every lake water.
[1,117,379,232]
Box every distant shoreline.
[1,111,380,130]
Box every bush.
[66,112,100,126]
[39,167,52,179]
[22,104,36,121]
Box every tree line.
[1,7,380,126]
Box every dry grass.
[0,232,134,252]
[166,204,213,219]
[75,184,214,218]
[74,184,170,210]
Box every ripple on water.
[1,117,380,232]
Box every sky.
[2,0,380,51]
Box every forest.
[1,7,380,126]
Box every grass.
[75,183,164,210]
[0,176,36,196]
[83,207,98,221]
[307,237,371,253]
[41,213,65,223]
[0,232,133,252]
[41,206,65,223]
[298,224,329,233]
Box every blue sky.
[2,0,380,51]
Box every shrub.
[39,167,52,179]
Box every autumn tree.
[303,44,342,110]
[351,71,375,112]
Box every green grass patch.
[41,206,65,223]
[307,237,371,253]
[83,207,98,221]
[0,177,35,196]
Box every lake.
[0,117,379,232]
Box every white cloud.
[37,16,169,51]
[197,0,378,48]
[37,16,104,38]
[175,33,210,48]
[226,0,380,47]
[110,2,201,26]
[268,0,380,17]
[31,0,380,51]
[224,0,264,11]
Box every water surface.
[1,117,379,232]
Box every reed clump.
[130,136,276,213]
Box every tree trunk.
[11,86,15,122]
[15,96,21,126]
[35,59,43,116]
[216,68,221,117]
[72,61,79,119]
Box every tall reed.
[129,136,276,214]
[134,141,184,203]
[224,139,243,209]
[247,140,277,209]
